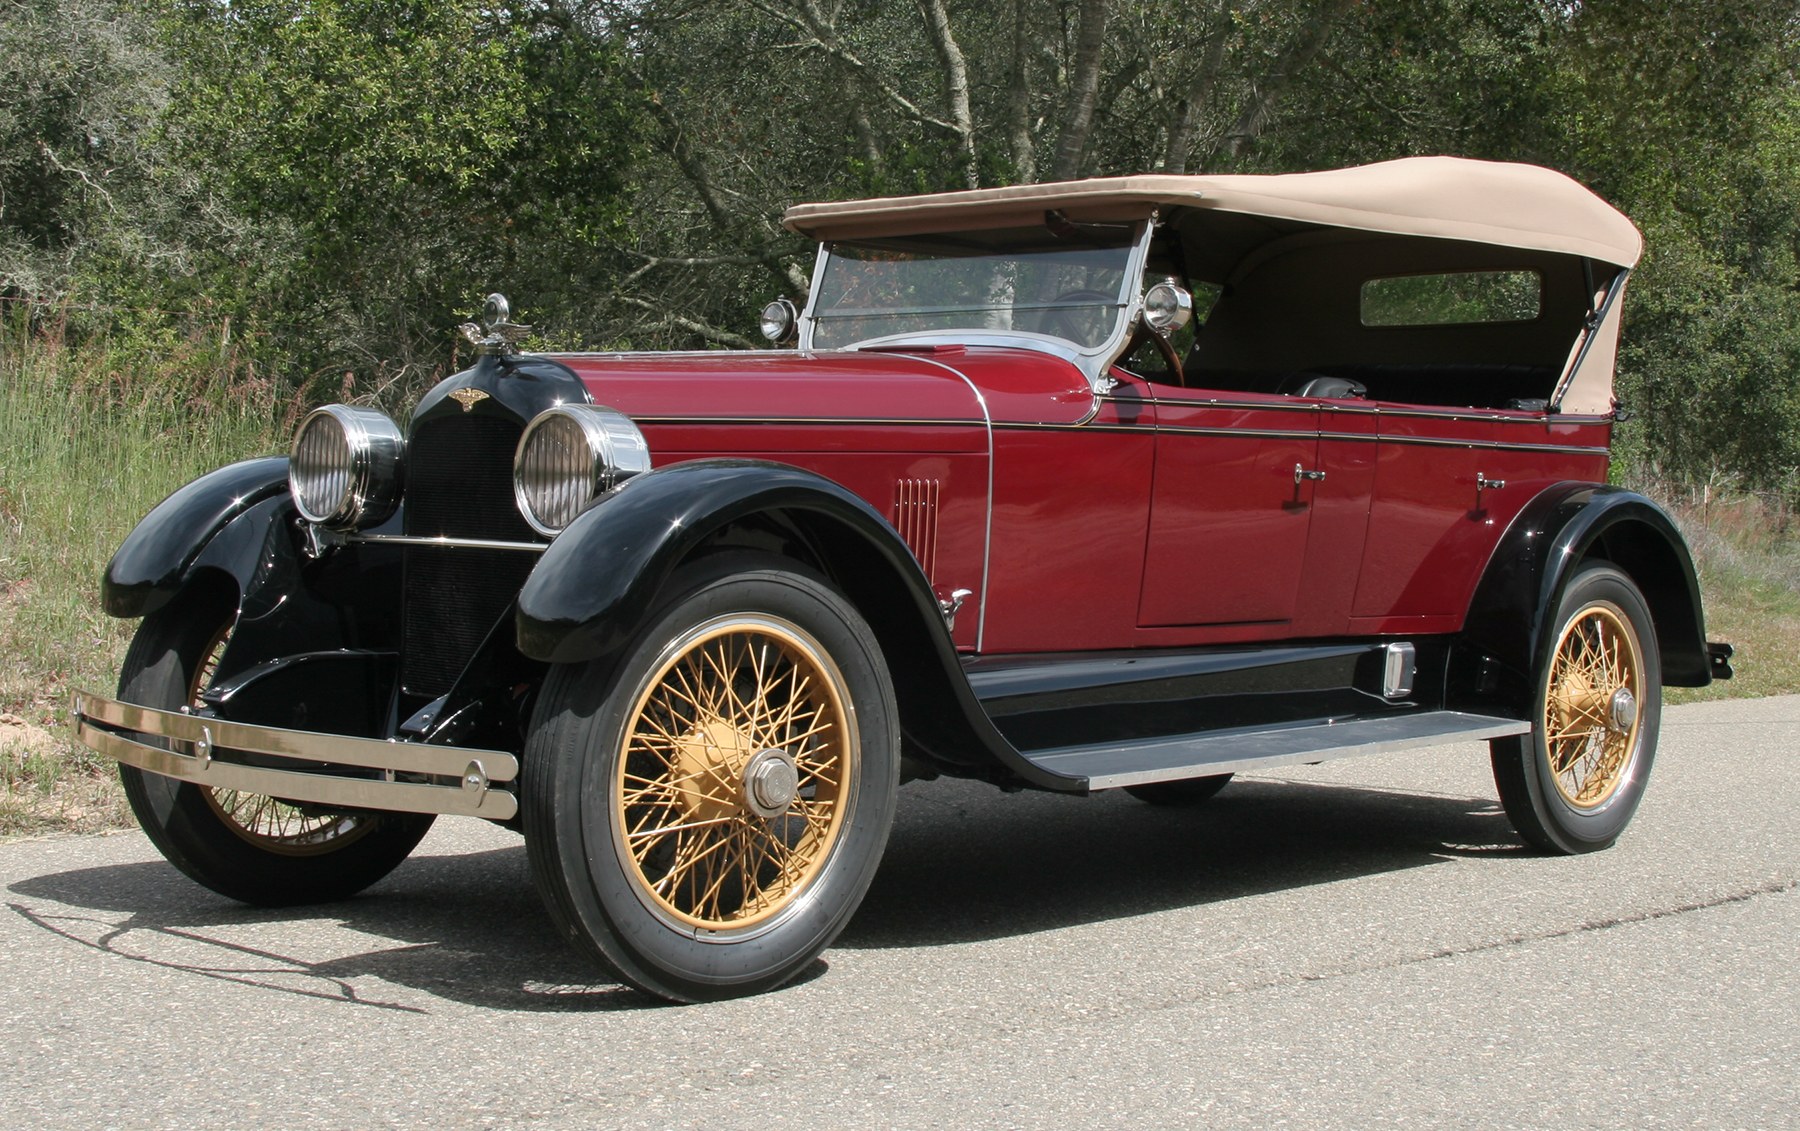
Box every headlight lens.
[288,405,405,529]
[514,405,651,536]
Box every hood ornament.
[458,293,532,356]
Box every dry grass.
[1641,474,1800,704]
[0,315,285,837]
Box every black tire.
[522,558,900,1003]
[1490,563,1662,855]
[1124,774,1233,806]
[118,587,435,905]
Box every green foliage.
[2,0,1798,488]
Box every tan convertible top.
[783,156,1643,268]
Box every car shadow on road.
[840,774,1524,949]
[5,775,1521,1011]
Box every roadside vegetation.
[0,315,285,834]
[3,0,1797,834]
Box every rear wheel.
[1125,774,1233,807]
[1490,563,1661,854]
[118,587,434,905]
[523,559,899,1002]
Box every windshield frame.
[797,219,1158,393]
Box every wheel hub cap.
[744,748,800,818]
[1609,687,1637,733]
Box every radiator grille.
[401,413,541,697]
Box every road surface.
[3,695,1795,1128]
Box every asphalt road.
[3,696,1795,1129]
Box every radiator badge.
[449,388,489,412]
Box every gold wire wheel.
[1543,600,1644,810]
[188,622,373,857]
[614,614,855,933]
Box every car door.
[1137,389,1321,631]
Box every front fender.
[516,459,933,666]
[514,458,1077,791]
[1457,483,1712,708]
[102,457,291,618]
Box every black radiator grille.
[401,413,541,697]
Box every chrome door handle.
[1476,473,1507,491]
[1294,463,1326,484]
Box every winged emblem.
[448,388,489,412]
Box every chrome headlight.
[513,405,651,536]
[288,405,404,530]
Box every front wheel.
[1490,563,1661,854]
[522,561,900,1002]
[118,587,435,905]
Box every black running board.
[1022,710,1530,791]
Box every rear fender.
[1455,483,1712,711]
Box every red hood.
[544,346,1098,429]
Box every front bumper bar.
[72,691,519,820]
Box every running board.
[1022,710,1530,791]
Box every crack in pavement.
[1215,876,1799,1004]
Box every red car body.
[75,158,1728,1001]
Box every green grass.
[0,315,286,834]
[1,321,1794,836]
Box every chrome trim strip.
[994,420,1608,456]
[896,354,995,652]
[347,534,547,552]
[72,692,519,820]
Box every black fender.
[1454,483,1713,712]
[515,458,1078,791]
[103,457,293,618]
[103,454,409,711]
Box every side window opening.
[1360,270,1542,328]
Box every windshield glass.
[810,225,1138,350]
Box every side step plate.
[1023,710,1530,791]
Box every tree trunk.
[1161,2,1239,173]
[916,0,980,188]
[1049,0,1109,182]
[1005,0,1037,182]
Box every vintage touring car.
[74,157,1731,1001]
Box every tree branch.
[1161,2,1241,173]
[745,0,962,135]
[1209,0,1356,165]
[615,293,760,349]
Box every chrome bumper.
[71,691,519,820]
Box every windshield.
[809,226,1139,351]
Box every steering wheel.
[1040,289,1116,344]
